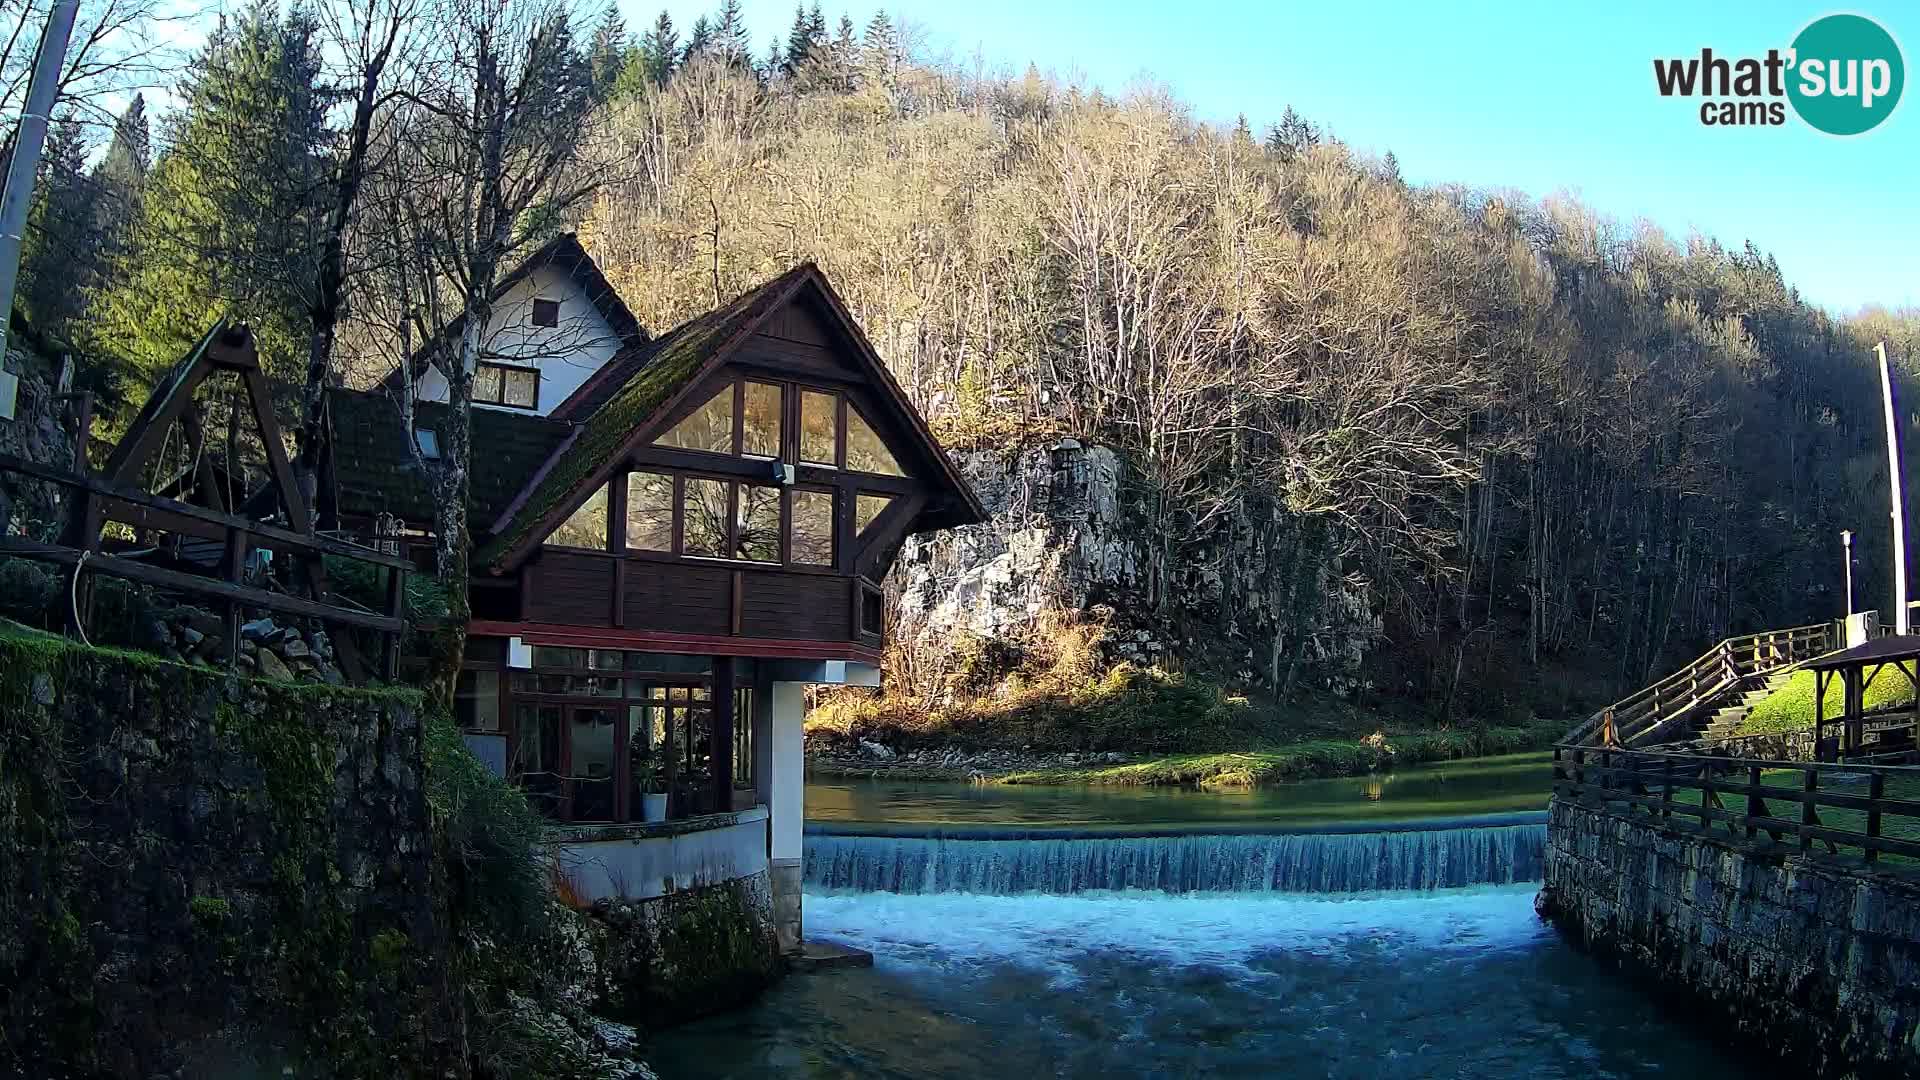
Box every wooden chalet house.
[324,235,983,949]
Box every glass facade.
[501,649,754,825]
[742,381,783,458]
[656,386,735,454]
[626,470,673,552]
[547,484,609,548]
[791,489,835,564]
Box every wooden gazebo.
[1805,637,1920,762]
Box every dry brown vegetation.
[572,45,1917,722]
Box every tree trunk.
[297,32,400,517]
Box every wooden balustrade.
[1553,743,1920,865]
[1564,623,1835,747]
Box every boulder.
[256,649,294,682]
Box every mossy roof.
[328,389,571,527]
[473,264,818,569]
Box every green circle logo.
[1788,13,1905,135]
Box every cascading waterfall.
[804,816,1546,895]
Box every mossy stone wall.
[0,627,451,1079]
[1540,797,1920,1078]
[588,871,781,1027]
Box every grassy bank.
[993,723,1561,787]
[1738,668,1916,736]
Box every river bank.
[806,721,1563,787]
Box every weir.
[804,814,1547,895]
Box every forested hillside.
[15,0,1920,723]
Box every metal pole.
[0,0,81,366]
[1879,341,1910,636]
[1843,529,1855,616]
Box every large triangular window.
[655,386,733,454]
[845,407,904,477]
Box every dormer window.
[531,297,561,328]
[475,362,538,409]
[415,428,441,460]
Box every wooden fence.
[0,449,408,676]
[1563,622,1835,747]
[1553,743,1920,865]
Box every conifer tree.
[16,117,99,333]
[683,15,712,64]
[587,8,627,101]
[862,9,898,86]
[618,10,677,92]
[714,0,751,68]
[782,3,813,74]
[90,94,150,277]
[92,3,330,378]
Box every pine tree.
[90,94,150,273]
[807,2,826,43]
[832,14,857,88]
[620,10,676,90]
[1232,113,1253,145]
[16,117,99,333]
[683,15,712,64]
[862,9,898,86]
[714,0,751,68]
[91,3,331,378]
[782,3,813,74]
[1266,105,1319,161]
[587,8,627,101]
[1379,149,1402,184]
[762,36,782,82]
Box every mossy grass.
[995,723,1561,787]
[1739,668,1917,736]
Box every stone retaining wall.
[1539,796,1920,1078]
[0,626,449,1079]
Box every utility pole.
[0,0,82,371]
[1842,529,1855,616]
[1879,341,1910,636]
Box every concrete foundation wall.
[554,805,769,903]
[1540,797,1920,1078]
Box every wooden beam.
[0,537,404,633]
[710,656,735,809]
[0,452,411,569]
[242,366,310,533]
[468,619,882,664]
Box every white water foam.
[805,884,1548,985]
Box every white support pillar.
[767,680,807,953]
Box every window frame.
[474,360,541,410]
[530,297,561,328]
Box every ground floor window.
[496,649,755,824]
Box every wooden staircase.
[1692,670,1800,744]
[1565,623,1836,749]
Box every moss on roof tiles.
[329,390,570,527]
[474,265,814,568]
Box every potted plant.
[638,758,669,823]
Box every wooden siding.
[523,550,614,626]
[739,569,852,640]
[623,560,733,636]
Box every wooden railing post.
[1867,771,1885,866]
[1700,764,1716,833]
[1745,764,1764,840]
[1799,768,1817,853]
[1661,756,1675,820]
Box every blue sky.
[622,0,1917,314]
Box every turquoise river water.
[645,753,1743,1078]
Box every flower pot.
[641,793,668,823]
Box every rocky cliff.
[893,440,1380,692]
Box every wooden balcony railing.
[1553,743,1920,865]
